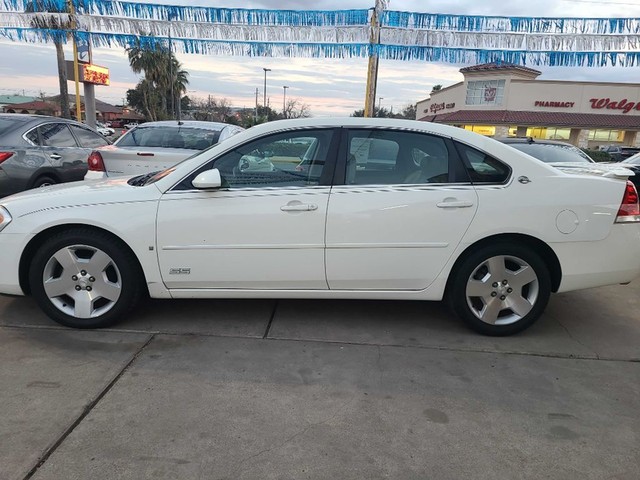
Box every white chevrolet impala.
[1,118,639,336]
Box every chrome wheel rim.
[465,255,539,326]
[42,244,122,319]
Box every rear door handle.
[437,200,474,208]
[137,152,155,157]
[49,153,62,160]
[280,203,318,212]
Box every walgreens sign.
[590,98,640,114]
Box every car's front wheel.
[448,243,551,336]
[29,228,143,328]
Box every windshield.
[508,143,593,163]
[116,126,222,150]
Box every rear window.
[0,117,29,136]
[508,143,593,163]
[116,126,221,150]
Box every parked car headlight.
[0,206,12,232]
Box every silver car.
[85,120,244,180]
[0,114,110,198]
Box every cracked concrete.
[0,280,639,480]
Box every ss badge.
[169,268,191,275]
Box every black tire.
[31,176,57,188]
[448,243,551,336]
[28,228,143,329]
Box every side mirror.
[192,168,222,189]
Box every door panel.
[157,188,329,289]
[326,128,477,290]
[326,185,477,290]
[38,123,89,182]
[157,127,339,290]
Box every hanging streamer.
[381,11,640,35]
[80,1,369,26]
[1,26,638,67]
[0,0,639,67]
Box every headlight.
[0,206,12,233]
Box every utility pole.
[283,85,289,118]
[364,0,387,117]
[263,67,271,109]
[254,87,259,123]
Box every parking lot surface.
[1,283,639,479]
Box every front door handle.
[437,199,474,208]
[280,203,318,212]
[49,153,62,160]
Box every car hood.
[0,177,161,218]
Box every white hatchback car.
[1,118,639,335]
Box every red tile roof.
[4,101,58,111]
[459,62,542,76]
[419,110,640,129]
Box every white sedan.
[1,118,639,336]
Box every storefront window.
[465,80,505,106]
[526,127,571,140]
[463,125,496,136]
[588,129,625,142]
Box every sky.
[1,0,640,116]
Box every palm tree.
[25,0,71,118]
[126,39,189,120]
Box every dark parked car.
[496,137,595,164]
[0,114,110,197]
[602,145,640,162]
[620,153,640,192]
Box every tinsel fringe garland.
[2,13,638,52]
[2,0,639,35]
[1,27,639,67]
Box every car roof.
[134,120,239,131]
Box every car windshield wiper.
[128,171,160,186]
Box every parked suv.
[601,145,640,162]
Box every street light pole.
[263,68,271,110]
[282,85,289,118]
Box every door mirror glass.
[192,168,222,189]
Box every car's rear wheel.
[448,243,551,336]
[29,229,142,328]
[32,176,56,188]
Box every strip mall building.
[417,62,640,149]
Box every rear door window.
[39,123,77,148]
[344,129,454,185]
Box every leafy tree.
[431,84,443,94]
[26,0,71,118]
[126,39,189,120]
[352,102,416,120]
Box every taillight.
[615,180,640,223]
[87,151,106,172]
[0,152,14,164]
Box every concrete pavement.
[1,282,639,479]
